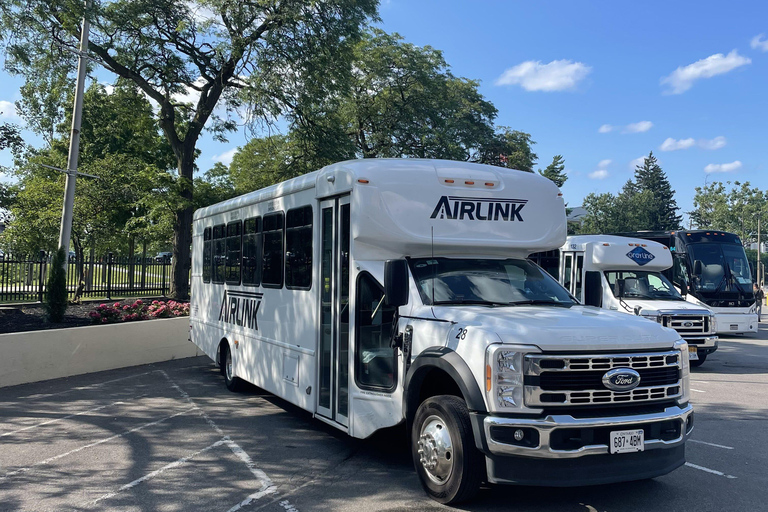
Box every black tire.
[690,352,707,367]
[221,343,243,392]
[411,395,484,505]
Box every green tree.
[632,152,681,230]
[45,247,68,322]
[228,135,318,194]
[690,181,766,243]
[475,128,537,172]
[2,0,378,299]
[538,155,567,188]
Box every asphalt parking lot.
[1,328,767,512]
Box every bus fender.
[403,346,487,422]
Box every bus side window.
[285,206,313,290]
[355,272,396,391]
[262,212,285,288]
[225,221,242,285]
[203,227,212,283]
[574,255,584,301]
[213,224,226,284]
[242,217,261,286]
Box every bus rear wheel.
[411,395,483,504]
[221,343,242,392]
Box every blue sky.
[1,0,767,221]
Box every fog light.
[514,429,524,441]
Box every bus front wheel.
[411,395,483,504]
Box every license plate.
[688,345,699,360]
[609,429,644,454]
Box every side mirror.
[616,279,625,297]
[384,259,409,308]
[693,260,703,275]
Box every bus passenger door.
[317,196,350,426]
[560,251,585,301]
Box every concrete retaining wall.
[0,317,201,388]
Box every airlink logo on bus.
[430,196,528,221]
[218,290,263,330]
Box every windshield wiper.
[507,299,573,307]
[432,299,512,307]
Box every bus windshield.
[409,258,576,307]
[604,270,683,300]
[688,243,752,293]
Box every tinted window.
[243,217,261,286]
[286,206,313,289]
[203,227,212,283]
[213,224,226,283]
[262,212,284,287]
[226,221,242,284]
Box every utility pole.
[57,1,91,264]
[758,216,762,289]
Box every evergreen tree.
[632,152,682,230]
[45,248,68,323]
[538,155,567,187]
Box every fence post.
[106,252,113,300]
[38,250,46,303]
[161,257,166,297]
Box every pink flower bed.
[89,300,190,324]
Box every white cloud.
[699,136,727,150]
[704,160,742,174]
[623,121,653,133]
[600,121,653,134]
[0,100,19,120]
[597,159,612,168]
[495,59,592,92]
[661,50,751,94]
[212,148,237,166]
[629,156,647,170]
[751,34,768,52]
[660,137,696,151]
[589,169,609,180]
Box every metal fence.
[0,252,172,304]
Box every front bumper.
[686,336,718,355]
[714,312,758,334]
[480,403,693,459]
[474,403,693,485]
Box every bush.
[45,248,68,323]
[89,299,188,324]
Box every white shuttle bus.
[190,159,693,504]
[553,235,718,367]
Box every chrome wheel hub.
[417,415,454,484]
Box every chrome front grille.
[663,315,708,336]
[524,351,682,407]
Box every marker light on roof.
[445,179,454,184]
[357,179,369,184]
[485,182,494,187]
[465,180,475,185]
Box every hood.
[622,299,711,316]
[431,304,680,352]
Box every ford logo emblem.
[602,368,641,391]
[683,321,693,327]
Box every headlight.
[709,314,717,334]
[673,339,690,404]
[642,313,662,323]
[485,344,539,412]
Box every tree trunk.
[169,147,195,300]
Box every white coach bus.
[190,159,693,504]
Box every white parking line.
[158,371,288,512]
[14,371,157,401]
[0,407,195,482]
[685,462,737,479]
[691,388,706,393]
[688,439,734,450]
[93,437,229,504]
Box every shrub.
[90,299,188,324]
[45,248,68,323]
